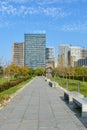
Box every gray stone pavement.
[0,76,87,130]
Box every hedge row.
[0,77,31,93]
[60,75,87,81]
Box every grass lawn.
[51,77,87,97]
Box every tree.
[20,66,29,77]
[57,54,64,68]
[74,67,87,82]
[0,66,3,77]
[28,68,34,76]
[5,63,20,78]
[66,66,73,79]
[34,68,45,76]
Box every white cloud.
[41,7,70,17]
[61,22,87,32]
[0,0,85,5]
[0,0,86,28]
[0,1,70,18]
[18,6,38,15]
[0,2,17,15]
[0,0,30,4]
[36,0,58,5]
[0,2,38,15]
[0,0,85,17]
[11,0,29,3]
[36,0,86,5]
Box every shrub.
[0,79,22,92]
[0,76,31,93]
[0,82,10,92]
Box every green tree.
[34,68,45,76]
[0,66,3,77]
[20,66,29,77]
[28,68,34,76]
[5,63,20,78]
[74,67,87,82]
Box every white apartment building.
[70,46,82,67]
[57,44,82,67]
[58,44,70,67]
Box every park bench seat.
[48,81,58,88]
[49,81,53,87]
[73,97,87,117]
[64,90,84,104]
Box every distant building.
[46,48,54,68]
[75,48,87,67]
[24,34,46,68]
[81,48,87,58]
[57,44,83,67]
[76,57,87,67]
[70,46,82,67]
[58,44,70,67]
[12,42,24,66]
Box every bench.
[48,81,59,88]
[49,81,53,87]
[73,97,87,117]
[45,77,51,82]
[64,90,84,104]
[52,81,59,88]
[45,77,47,81]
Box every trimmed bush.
[0,80,21,92]
[0,77,29,93]
[0,82,10,92]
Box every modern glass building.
[46,48,54,68]
[46,48,54,61]
[24,34,46,68]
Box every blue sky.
[0,0,87,64]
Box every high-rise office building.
[57,44,82,67]
[76,57,87,67]
[46,48,54,68]
[12,42,24,66]
[24,34,46,68]
[81,48,87,58]
[70,46,81,67]
[75,48,87,67]
[58,44,70,67]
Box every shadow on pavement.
[60,96,87,128]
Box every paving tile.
[0,123,19,130]
[39,127,58,130]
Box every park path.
[0,76,86,130]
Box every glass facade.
[24,34,46,68]
[46,48,54,68]
[46,48,54,61]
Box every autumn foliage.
[0,63,46,92]
[5,63,30,78]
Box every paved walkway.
[0,76,87,130]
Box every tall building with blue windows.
[46,48,54,68]
[24,34,46,69]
